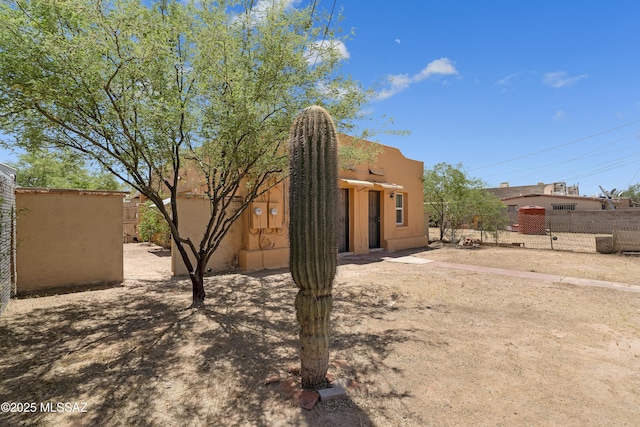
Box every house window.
[551,204,576,211]
[395,193,405,225]
[507,205,517,212]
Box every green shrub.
[138,201,171,246]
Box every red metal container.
[518,205,546,235]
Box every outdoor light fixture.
[254,207,262,215]
[270,207,278,216]
[390,192,395,199]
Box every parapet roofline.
[16,187,129,196]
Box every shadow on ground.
[337,246,437,266]
[0,267,413,426]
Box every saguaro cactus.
[288,106,338,389]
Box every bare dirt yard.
[1,243,639,426]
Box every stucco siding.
[16,189,125,293]
[171,196,244,276]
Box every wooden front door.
[338,189,349,252]
[368,190,381,249]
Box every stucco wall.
[171,195,244,276]
[16,188,125,293]
[238,182,289,270]
[338,136,428,253]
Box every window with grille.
[551,204,576,211]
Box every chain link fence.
[430,209,640,254]
[0,165,17,316]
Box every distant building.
[491,181,579,199]
[487,181,633,218]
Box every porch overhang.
[340,179,375,187]
[374,182,404,190]
[339,179,404,190]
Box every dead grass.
[421,242,640,284]
[429,227,622,254]
[1,243,639,426]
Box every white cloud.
[233,0,301,25]
[395,39,401,44]
[543,71,588,88]
[376,58,458,100]
[305,40,350,65]
[496,72,519,86]
[388,74,411,90]
[416,58,457,80]
[554,110,566,121]
[251,0,300,18]
[316,81,350,99]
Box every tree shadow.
[15,281,126,298]
[0,278,192,426]
[0,269,419,426]
[148,248,171,257]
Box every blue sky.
[336,0,640,196]
[2,0,639,196]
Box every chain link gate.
[0,164,16,316]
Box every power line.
[311,0,337,68]
[560,152,640,182]
[308,0,317,28]
[487,151,640,188]
[478,131,637,182]
[626,167,640,189]
[470,119,640,171]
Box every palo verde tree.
[0,0,372,306]
[289,106,337,389]
[466,186,509,242]
[621,183,640,206]
[10,147,122,190]
[424,162,506,241]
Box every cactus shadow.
[338,246,433,265]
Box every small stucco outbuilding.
[16,188,127,294]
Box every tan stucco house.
[169,135,428,275]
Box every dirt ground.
[1,243,639,426]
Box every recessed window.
[395,193,405,225]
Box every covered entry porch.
[338,178,422,255]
